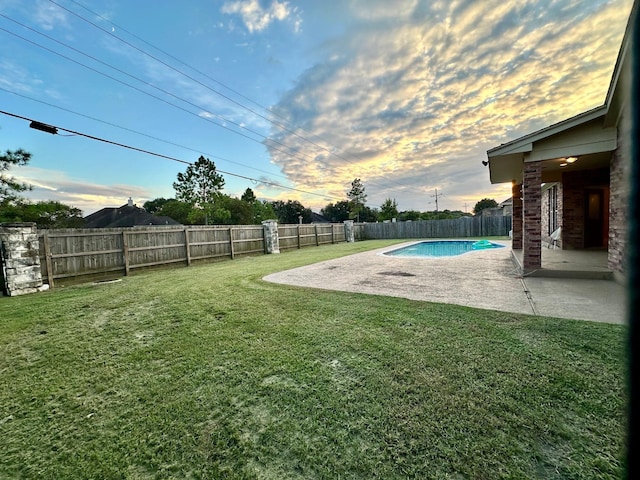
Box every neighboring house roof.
[486,1,636,184]
[84,204,181,228]
[310,212,331,223]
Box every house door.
[584,189,606,248]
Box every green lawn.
[0,240,628,479]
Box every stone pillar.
[511,182,523,250]
[262,220,280,254]
[522,162,542,271]
[0,223,48,296]
[343,220,355,243]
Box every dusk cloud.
[266,0,631,210]
[14,167,152,215]
[221,0,300,33]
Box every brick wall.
[609,103,630,277]
[522,162,542,271]
[0,223,47,296]
[511,182,523,249]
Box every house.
[310,212,331,223]
[498,197,512,217]
[485,2,635,283]
[84,198,181,228]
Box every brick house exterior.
[485,3,634,281]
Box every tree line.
[2,146,498,228]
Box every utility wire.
[1,7,404,202]
[0,109,339,202]
[0,85,292,182]
[0,19,373,192]
[53,0,360,162]
[46,0,411,192]
[0,16,316,163]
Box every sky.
[0,0,634,215]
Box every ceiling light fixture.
[566,156,577,163]
[560,163,568,167]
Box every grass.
[0,240,628,479]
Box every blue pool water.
[384,240,504,258]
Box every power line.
[0,109,340,202]
[0,7,404,203]
[0,17,317,163]
[0,85,292,183]
[46,0,351,163]
[44,0,412,192]
[0,16,386,190]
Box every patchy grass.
[0,240,627,479]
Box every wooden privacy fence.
[278,223,346,250]
[356,215,512,240]
[38,223,348,286]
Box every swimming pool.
[384,240,504,258]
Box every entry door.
[584,189,605,248]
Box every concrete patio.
[263,240,627,324]
[510,246,613,279]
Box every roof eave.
[487,106,607,158]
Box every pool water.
[384,240,504,258]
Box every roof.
[486,1,636,184]
[486,106,607,158]
[84,204,182,228]
[310,212,331,223]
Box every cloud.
[265,0,632,211]
[33,0,69,31]
[14,167,152,215]
[221,0,301,33]
[348,0,419,22]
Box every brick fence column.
[343,220,355,242]
[0,223,48,296]
[262,220,280,254]
[523,162,542,271]
[511,182,523,250]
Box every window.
[548,185,558,235]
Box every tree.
[143,197,170,214]
[359,205,378,223]
[271,200,312,224]
[251,200,275,225]
[0,200,84,228]
[240,187,257,204]
[173,156,225,224]
[398,210,421,221]
[222,196,253,225]
[473,198,499,215]
[321,200,352,223]
[156,199,194,224]
[1,148,32,201]
[379,198,398,221]
[346,178,367,221]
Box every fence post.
[43,230,55,287]
[314,224,319,246]
[331,224,335,244]
[297,225,301,249]
[122,230,130,275]
[229,227,235,259]
[343,220,355,242]
[184,227,192,266]
[0,223,47,296]
[262,220,280,254]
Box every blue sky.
[0,0,633,215]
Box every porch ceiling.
[487,114,616,184]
